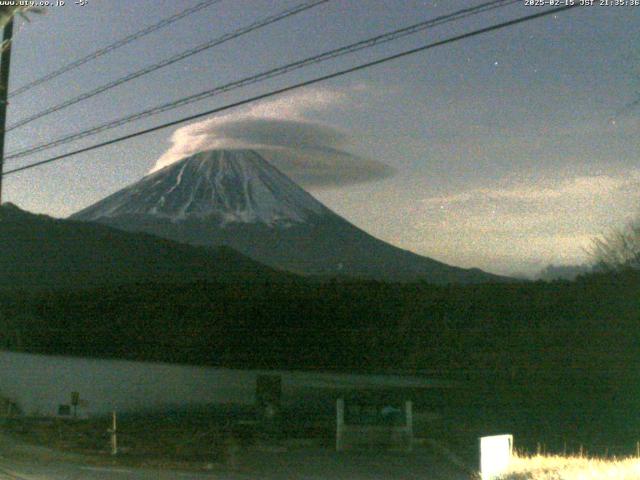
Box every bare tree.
[0,6,41,27]
[589,219,640,270]
[0,6,42,53]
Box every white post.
[405,400,413,452]
[336,398,345,452]
[110,411,118,455]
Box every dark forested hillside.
[2,271,638,374]
[0,203,293,288]
[2,270,639,449]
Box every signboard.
[336,398,413,452]
[58,404,71,416]
[479,434,513,480]
[345,402,405,426]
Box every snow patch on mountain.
[72,150,329,226]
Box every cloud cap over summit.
[153,116,395,188]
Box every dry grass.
[3,415,227,461]
[498,453,640,479]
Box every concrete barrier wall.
[0,350,440,418]
[0,350,259,416]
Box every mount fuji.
[71,149,504,283]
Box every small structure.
[0,394,20,418]
[336,389,414,452]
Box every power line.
[2,4,580,178]
[6,0,518,160]
[5,0,329,132]
[9,0,224,98]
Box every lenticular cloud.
[153,116,394,187]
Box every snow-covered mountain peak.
[72,150,329,226]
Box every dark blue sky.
[4,1,639,275]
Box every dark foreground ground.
[0,431,473,480]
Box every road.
[0,460,242,479]
[0,446,472,480]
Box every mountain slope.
[0,203,291,289]
[72,149,506,284]
[75,150,329,225]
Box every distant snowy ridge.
[73,150,328,226]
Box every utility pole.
[0,17,14,204]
